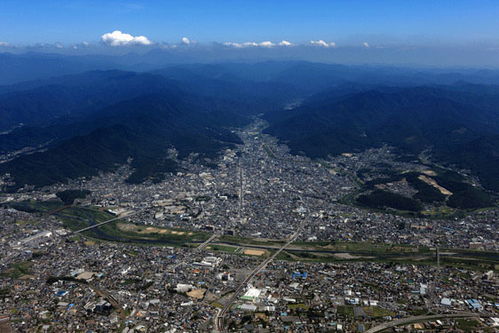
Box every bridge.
[365,312,489,332]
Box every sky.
[1,1,499,67]
[1,0,499,46]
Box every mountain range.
[0,71,253,190]
[1,61,499,195]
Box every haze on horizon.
[1,0,499,67]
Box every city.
[1,119,497,332]
[1,1,499,331]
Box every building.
[465,299,483,311]
[241,286,261,302]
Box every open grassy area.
[206,244,239,253]
[293,240,429,253]
[362,306,395,318]
[0,261,32,279]
[336,305,354,318]
[288,303,310,311]
[420,206,457,217]
[58,206,115,233]
[455,318,481,332]
[15,219,36,226]
[261,241,498,271]
[98,221,210,246]
[6,199,64,213]
[282,249,498,271]
[219,234,286,247]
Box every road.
[72,210,141,234]
[89,284,128,319]
[163,231,223,274]
[214,228,301,332]
[213,135,308,331]
[365,312,486,333]
[197,233,220,250]
[238,162,244,224]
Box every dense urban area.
[1,119,498,332]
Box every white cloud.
[72,41,90,49]
[278,40,293,46]
[224,41,275,48]
[181,37,191,45]
[101,30,152,46]
[223,42,239,47]
[0,41,9,47]
[259,41,274,48]
[310,40,336,48]
[223,42,243,48]
[363,42,370,48]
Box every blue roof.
[292,272,308,278]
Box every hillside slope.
[264,86,499,191]
[0,93,246,190]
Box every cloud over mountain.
[223,40,287,48]
[101,30,152,46]
[310,40,336,47]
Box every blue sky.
[1,0,498,45]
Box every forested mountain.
[0,91,248,190]
[0,70,183,131]
[0,52,121,85]
[0,68,279,154]
[437,135,499,192]
[264,86,499,191]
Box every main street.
[214,228,302,332]
[213,125,313,332]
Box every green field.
[0,261,32,279]
[362,306,396,318]
[206,244,239,253]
